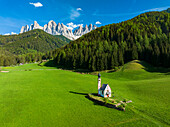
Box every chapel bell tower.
[98,73,101,95]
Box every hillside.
[52,11,170,71]
[0,29,70,66]
[54,35,71,43]
[0,63,169,126]
[100,60,170,81]
[0,48,17,66]
[118,60,158,72]
[0,29,69,54]
[0,46,45,66]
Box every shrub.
[123,99,127,103]
[122,103,126,107]
[118,104,126,111]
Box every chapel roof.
[100,84,109,90]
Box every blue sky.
[0,0,170,35]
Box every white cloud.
[70,9,80,20]
[66,26,74,30]
[11,32,17,35]
[4,32,17,35]
[77,8,82,11]
[66,22,83,30]
[140,6,170,13]
[4,33,10,35]
[95,21,102,24]
[29,2,43,7]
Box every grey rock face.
[73,24,97,37]
[20,21,97,40]
[20,25,29,33]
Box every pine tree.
[132,44,138,60]
[79,52,84,68]
[110,55,115,69]
[118,50,124,65]
[91,56,96,71]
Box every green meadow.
[0,61,169,127]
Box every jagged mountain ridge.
[20,20,97,40]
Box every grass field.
[0,61,170,127]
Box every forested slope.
[0,29,69,54]
[53,11,170,71]
[0,29,70,66]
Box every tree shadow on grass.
[136,61,170,74]
[41,60,58,68]
[87,94,123,110]
[43,60,91,73]
[69,91,102,106]
[165,72,170,75]
[43,60,170,75]
[69,91,123,110]
[69,91,88,95]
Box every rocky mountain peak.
[20,21,97,40]
[48,20,57,26]
[61,23,66,28]
[33,21,39,28]
[93,25,97,29]
[34,21,38,25]
[57,23,61,26]
[88,24,93,31]
[85,25,88,28]
[32,21,43,30]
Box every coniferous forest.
[53,11,170,71]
